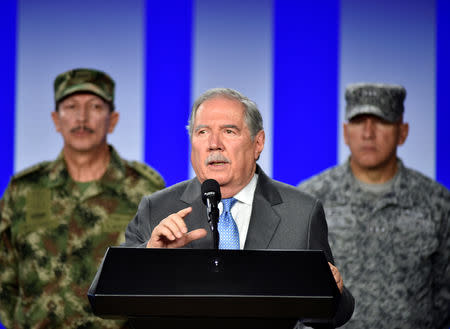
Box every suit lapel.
[180,168,283,250]
[180,178,214,249]
[244,168,283,250]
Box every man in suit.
[124,88,354,327]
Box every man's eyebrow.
[223,124,239,130]
[194,124,240,132]
[61,100,77,106]
[194,124,209,132]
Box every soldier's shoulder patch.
[127,161,165,188]
[12,161,51,181]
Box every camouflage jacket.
[0,146,165,329]
[298,159,450,329]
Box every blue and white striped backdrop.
[0,1,449,327]
[0,0,449,194]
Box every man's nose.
[76,106,88,122]
[208,132,223,150]
[362,118,375,138]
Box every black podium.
[88,247,340,329]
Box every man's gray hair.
[187,88,264,140]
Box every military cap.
[345,83,406,123]
[54,68,115,104]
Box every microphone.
[201,179,221,249]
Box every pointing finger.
[177,207,192,218]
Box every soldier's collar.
[333,161,357,204]
[47,152,70,188]
[338,158,414,208]
[390,159,415,208]
[47,145,127,189]
[99,145,127,190]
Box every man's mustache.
[205,153,231,166]
[70,126,94,133]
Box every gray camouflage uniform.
[298,159,450,329]
[0,146,165,329]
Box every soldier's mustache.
[71,126,94,133]
[205,153,230,166]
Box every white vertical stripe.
[191,0,273,178]
[16,0,145,172]
[339,0,436,179]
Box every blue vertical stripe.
[144,0,192,186]
[0,0,17,199]
[273,0,339,186]
[436,0,450,189]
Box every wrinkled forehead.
[196,97,246,121]
[198,95,245,110]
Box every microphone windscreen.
[201,179,221,205]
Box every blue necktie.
[218,198,239,249]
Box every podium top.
[92,247,337,296]
[89,247,340,322]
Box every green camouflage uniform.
[298,159,450,329]
[0,146,165,329]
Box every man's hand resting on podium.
[328,262,343,294]
[146,207,207,248]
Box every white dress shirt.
[218,173,258,249]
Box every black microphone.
[201,179,221,249]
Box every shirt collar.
[233,173,259,206]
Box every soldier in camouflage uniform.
[299,83,450,329]
[0,68,165,329]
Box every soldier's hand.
[146,207,207,248]
[328,262,344,294]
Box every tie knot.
[222,197,237,213]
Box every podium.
[88,247,340,329]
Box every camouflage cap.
[54,68,115,104]
[345,83,406,123]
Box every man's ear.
[397,122,409,146]
[343,122,350,146]
[108,111,119,133]
[51,111,61,132]
[254,130,265,160]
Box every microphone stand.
[206,198,220,250]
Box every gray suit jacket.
[124,167,354,327]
